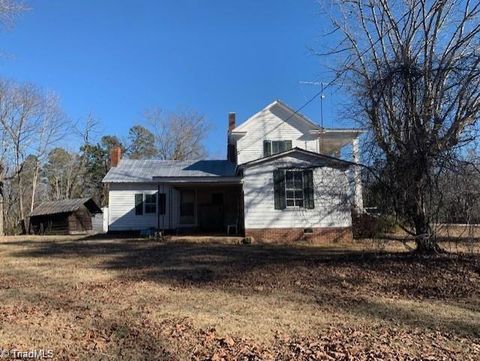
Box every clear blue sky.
[0,0,351,158]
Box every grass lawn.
[0,235,479,360]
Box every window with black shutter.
[158,193,166,215]
[274,169,315,209]
[135,194,143,215]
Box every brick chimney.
[110,146,122,167]
[227,112,237,163]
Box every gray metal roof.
[29,198,102,217]
[102,159,238,183]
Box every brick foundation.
[245,227,353,244]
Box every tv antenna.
[299,81,326,128]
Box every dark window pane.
[286,199,294,206]
[135,194,143,215]
[294,173,303,188]
[278,141,285,153]
[286,190,294,198]
[297,200,304,207]
[272,141,279,154]
[286,171,294,188]
[295,190,303,199]
[145,194,156,214]
[145,194,156,203]
[145,204,156,213]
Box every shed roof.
[102,159,238,183]
[29,198,102,217]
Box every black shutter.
[303,169,314,209]
[263,140,271,157]
[135,194,144,215]
[158,193,166,215]
[273,170,286,210]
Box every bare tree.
[323,0,480,253]
[0,0,27,235]
[0,0,27,29]
[0,80,67,233]
[145,108,209,160]
[29,93,68,213]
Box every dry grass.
[0,235,479,360]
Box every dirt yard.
[0,235,479,360]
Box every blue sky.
[0,0,351,158]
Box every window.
[135,193,160,215]
[285,170,304,207]
[273,169,314,210]
[145,194,157,214]
[263,140,292,157]
[135,194,143,215]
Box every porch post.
[352,136,364,212]
[157,183,160,231]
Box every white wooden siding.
[108,183,181,231]
[236,105,319,165]
[243,154,352,229]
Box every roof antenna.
[299,81,325,128]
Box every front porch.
[166,184,243,236]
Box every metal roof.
[102,159,238,183]
[29,198,102,217]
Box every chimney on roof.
[228,112,236,132]
[227,112,237,164]
[110,146,122,168]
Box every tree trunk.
[413,212,441,254]
[0,191,4,237]
[30,165,39,212]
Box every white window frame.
[264,140,292,156]
[141,193,157,215]
[285,170,304,208]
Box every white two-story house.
[103,100,364,242]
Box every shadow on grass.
[5,236,480,338]
[6,237,479,286]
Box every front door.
[180,190,196,225]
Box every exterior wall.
[108,183,180,231]
[243,153,352,240]
[30,213,70,235]
[245,227,352,243]
[108,183,242,232]
[68,205,92,233]
[236,106,320,165]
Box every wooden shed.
[28,198,102,235]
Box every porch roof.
[239,147,354,169]
[103,159,238,183]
